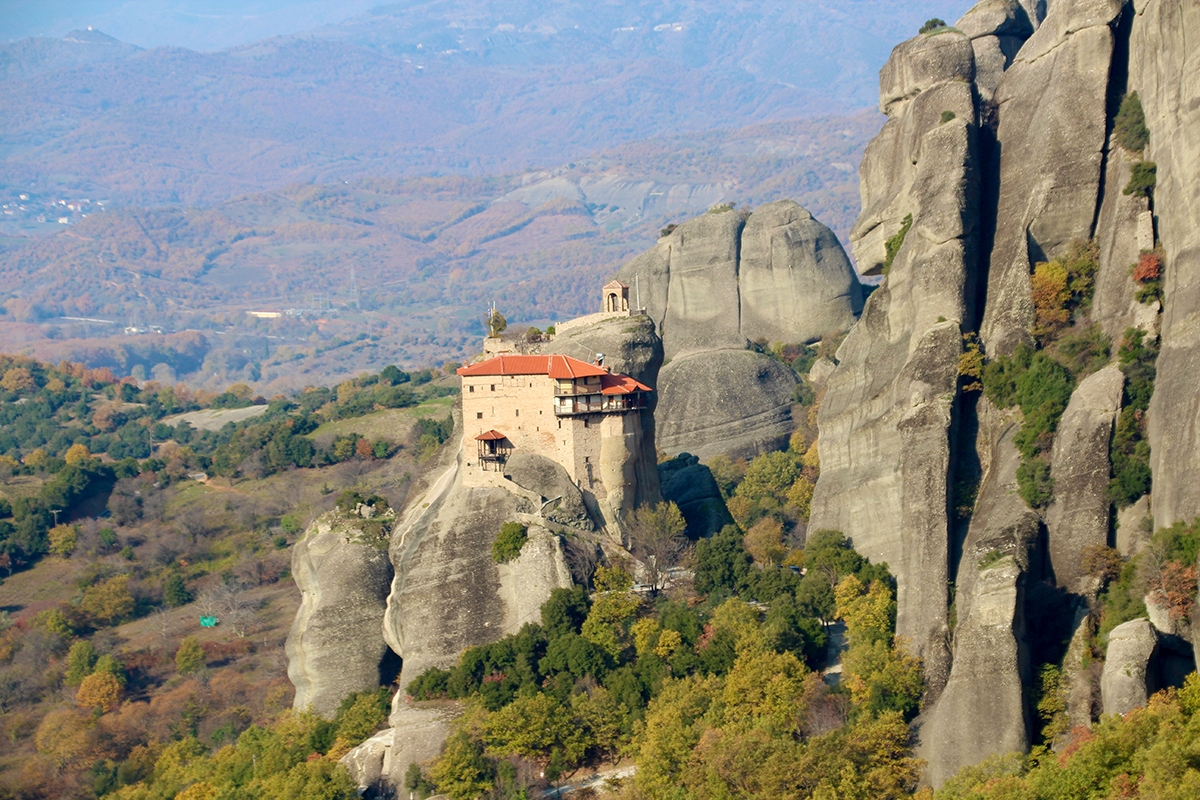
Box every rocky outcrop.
[956,1,1035,102]
[1045,366,1124,592]
[505,453,593,530]
[1101,618,1159,715]
[382,467,572,691]
[738,200,863,345]
[980,0,1126,357]
[1092,146,1155,343]
[613,200,861,459]
[810,25,981,688]
[286,509,395,718]
[656,350,797,461]
[921,555,1029,787]
[658,453,733,537]
[341,704,460,794]
[1134,0,1200,529]
[920,404,1038,785]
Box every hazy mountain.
[0,1,973,208]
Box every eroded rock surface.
[656,350,796,460]
[920,403,1038,785]
[1134,0,1200,528]
[286,510,395,718]
[1101,618,1159,715]
[980,0,1125,356]
[658,453,733,537]
[811,25,980,689]
[738,200,863,345]
[505,452,593,530]
[614,199,860,458]
[1045,365,1124,592]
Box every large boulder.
[979,0,1126,356]
[1133,0,1200,529]
[636,209,747,361]
[738,200,863,345]
[286,510,395,718]
[1101,618,1159,716]
[1045,366,1124,592]
[505,452,593,530]
[614,199,862,460]
[657,453,733,538]
[382,471,572,693]
[655,350,796,461]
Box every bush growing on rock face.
[920,17,947,33]
[883,213,912,275]
[491,521,528,563]
[1124,160,1157,198]
[1109,328,1158,507]
[1114,91,1150,153]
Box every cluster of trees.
[980,240,1115,507]
[406,527,922,799]
[0,355,455,576]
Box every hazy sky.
[0,1,380,50]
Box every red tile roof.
[600,374,652,395]
[475,430,508,441]
[457,354,610,379]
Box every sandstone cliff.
[614,200,862,459]
[285,507,395,719]
[809,23,981,693]
[811,0,1200,784]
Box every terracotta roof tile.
[457,354,610,379]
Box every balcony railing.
[553,395,646,416]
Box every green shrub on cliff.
[492,521,528,563]
[1114,91,1150,152]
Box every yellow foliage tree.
[77,671,123,713]
[49,523,78,557]
[34,707,94,768]
[786,476,816,521]
[81,575,136,627]
[835,575,895,645]
[1,367,35,392]
[744,516,788,566]
[23,448,47,468]
[64,443,91,465]
[1031,260,1071,337]
[175,782,217,800]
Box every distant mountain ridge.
[0,1,974,208]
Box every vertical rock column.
[809,29,980,690]
[979,0,1127,356]
[1133,0,1200,528]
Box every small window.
[557,421,562,429]
[490,384,495,391]
[583,419,589,428]
[515,409,520,417]
[476,412,483,419]
[469,385,474,393]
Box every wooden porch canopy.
[475,430,512,469]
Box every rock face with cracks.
[1135,0,1200,530]
[614,200,861,458]
[1101,618,1159,716]
[810,24,981,701]
[1045,365,1125,592]
[286,509,394,719]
